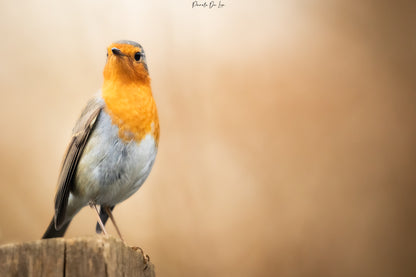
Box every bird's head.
[103,40,150,84]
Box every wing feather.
[54,98,104,229]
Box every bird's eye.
[134,52,142,61]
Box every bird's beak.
[111,47,124,56]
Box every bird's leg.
[104,206,124,241]
[89,201,108,236]
[103,207,150,265]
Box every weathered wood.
[0,236,155,277]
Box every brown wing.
[54,98,104,229]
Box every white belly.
[73,109,157,206]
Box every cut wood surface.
[0,236,155,277]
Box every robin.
[42,40,159,240]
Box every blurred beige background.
[0,0,415,276]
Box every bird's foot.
[131,246,150,269]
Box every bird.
[42,40,159,240]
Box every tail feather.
[42,217,71,239]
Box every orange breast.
[102,82,159,145]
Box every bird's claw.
[131,246,150,268]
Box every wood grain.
[0,236,155,277]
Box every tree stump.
[0,236,155,277]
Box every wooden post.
[0,236,155,277]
